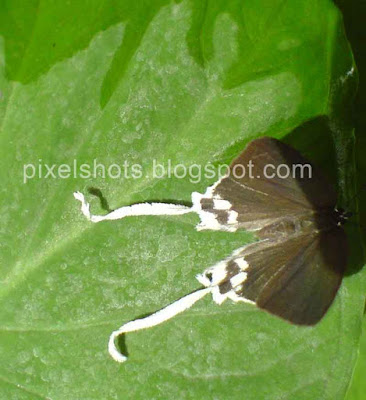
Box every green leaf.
[345,316,366,400]
[0,1,364,399]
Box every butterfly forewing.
[198,137,338,236]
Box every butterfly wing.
[194,137,347,324]
[200,227,347,325]
[193,137,337,235]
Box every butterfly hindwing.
[200,227,347,325]
[253,228,346,325]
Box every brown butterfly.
[74,137,349,362]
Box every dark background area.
[335,0,366,249]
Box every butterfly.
[74,136,349,362]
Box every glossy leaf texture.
[0,1,364,399]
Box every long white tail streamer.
[72,191,233,362]
[108,287,212,362]
[73,191,193,223]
